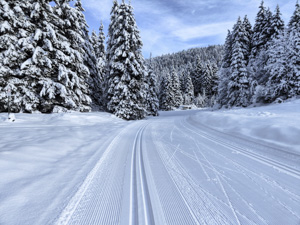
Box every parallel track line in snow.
[198,139,300,221]
[181,118,300,180]
[179,119,300,223]
[154,131,234,224]
[129,123,155,225]
[174,119,272,224]
[55,127,127,225]
[191,138,242,225]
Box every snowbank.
[193,99,300,153]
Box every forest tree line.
[151,1,300,109]
[0,0,299,120]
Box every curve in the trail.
[181,117,300,179]
[53,110,300,225]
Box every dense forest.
[0,0,299,120]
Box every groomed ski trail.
[54,110,300,225]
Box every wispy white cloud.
[174,22,235,41]
[82,0,297,58]
[83,0,112,21]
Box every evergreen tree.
[217,30,233,106]
[74,0,102,108]
[96,22,106,81]
[50,0,94,112]
[20,0,65,113]
[264,32,289,102]
[90,22,106,81]
[106,1,147,120]
[182,71,194,105]
[286,1,300,96]
[0,0,37,112]
[145,65,159,116]
[192,56,205,96]
[209,62,219,98]
[270,5,285,40]
[159,74,173,111]
[288,0,300,33]
[170,69,183,107]
[227,17,252,107]
[250,2,274,59]
[242,15,252,64]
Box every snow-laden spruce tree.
[0,0,37,112]
[170,68,183,108]
[264,32,289,102]
[159,74,173,111]
[263,2,299,102]
[227,17,252,107]
[217,30,233,106]
[145,64,159,116]
[181,71,194,105]
[270,5,285,40]
[286,1,300,96]
[73,0,102,109]
[250,1,272,59]
[18,0,63,113]
[209,62,219,98]
[45,0,93,112]
[192,56,205,96]
[248,1,274,85]
[106,0,147,120]
[91,22,106,82]
[242,15,253,64]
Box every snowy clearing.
[0,100,300,225]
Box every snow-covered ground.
[195,99,300,153]
[0,100,299,225]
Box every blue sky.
[82,0,296,58]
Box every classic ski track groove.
[52,113,300,225]
[55,128,126,225]
[129,123,155,225]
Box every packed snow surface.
[0,100,299,225]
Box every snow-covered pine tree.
[46,0,95,112]
[182,70,194,105]
[0,0,37,112]
[264,2,300,102]
[170,68,183,108]
[227,17,252,107]
[73,0,102,109]
[209,62,219,98]
[95,22,106,81]
[270,5,285,40]
[159,74,173,111]
[90,23,106,82]
[192,56,206,96]
[250,1,269,59]
[217,30,233,106]
[145,61,159,116]
[248,2,273,85]
[18,0,63,113]
[90,30,98,60]
[264,31,289,102]
[242,15,252,64]
[288,0,300,33]
[106,1,147,120]
[103,0,119,108]
[199,62,219,98]
[286,1,300,96]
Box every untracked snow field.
[0,100,300,225]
